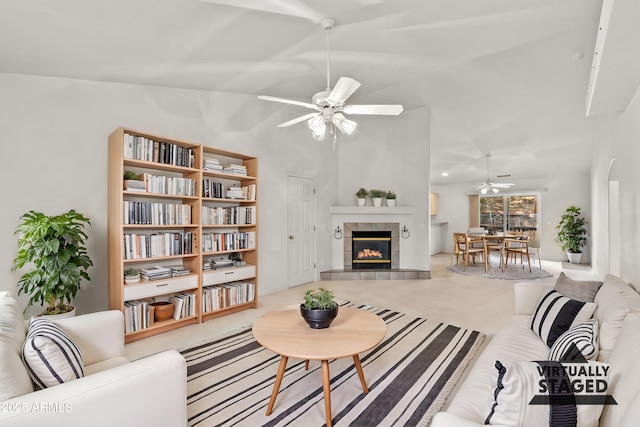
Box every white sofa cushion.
[598,314,640,427]
[549,319,598,362]
[485,360,610,427]
[22,317,84,389]
[531,290,596,347]
[594,274,640,361]
[0,292,33,400]
[447,315,549,422]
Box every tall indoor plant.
[12,209,93,315]
[555,205,588,264]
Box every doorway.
[287,174,317,287]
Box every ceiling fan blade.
[327,77,361,106]
[258,95,317,109]
[277,112,320,128]
[492,183,515,188]
[343,104,404,115]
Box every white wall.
[335,107,431,270]
[431,176,591,261]
[591,87,640,290]
[0,73,338,317]
[0,73,427,317]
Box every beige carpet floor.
[125,253,594,361]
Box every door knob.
[289,235,295,240]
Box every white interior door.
[287,175,317,287]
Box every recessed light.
[572,51,584,61]
[441,172,449,177]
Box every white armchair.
[0,292,187,427]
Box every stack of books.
[211,258,234,269]
[124,180,146,192]
[226,186,245,199]
[223,164,247,176]
[169,266,190,277]
[203,158,223,172]
[140,266,172,280]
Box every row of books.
[140,173,196,196]
[123,292,197,334]
[201,206,256,225]
[202,231,255,253]
[123,232,194,260]
[123,201,192,225]
[123,133,196,168]
[202,281,255,313]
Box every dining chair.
[502,237,531,272]
[453,232,487,271]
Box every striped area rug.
[181,303,486,427]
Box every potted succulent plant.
[355,188,369,207]
[12,210,93,316]
[300,288,338,329]
[385,191,397,207]
[229,252,246,267]
[124,267,140,283]
[555,205,588,264]
[369,189,385,207]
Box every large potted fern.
[555,205,588,264]
[12,209,93,316]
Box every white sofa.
[432,274,640,427]
[0,291,187,427]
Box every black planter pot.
[300,304,339,329]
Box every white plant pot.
[35,306,76,320]
[386,199,396,207]
[567,252,583,264]
[357,198,366,207]
[372,197,383,207]
[125,274,141,284]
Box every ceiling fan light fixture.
[333,113,357,135]
[492,188,500,194]
[308,115,326,140]
[481,187,488,195]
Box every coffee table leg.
[353,355,369,393]
[266,355,288,416]
[321,359,332,427]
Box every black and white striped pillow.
[549,319,599,361]
[531,290,596,347]
[21,317,84,389]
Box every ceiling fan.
[475,154,515,194]
[258,17,403,147]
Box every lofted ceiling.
[1,0,635,189]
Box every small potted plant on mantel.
[300,288,339,329]
[385,191,397,207]
[555,205,588,264]
[369,189,385,207]
[355,188,369,207]
[12,209,93,317]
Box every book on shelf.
[169,265,190,277]
[124,180,146,191]
[222,164,247,176]
[140,266,172,280]
[226,186,245,199]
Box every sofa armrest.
[0,350,186,427]
[432,412,509,427]
[513,282,553,315]
[52,311,125,365]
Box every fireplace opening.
[352,231,392,269]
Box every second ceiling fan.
[258,18,403,145]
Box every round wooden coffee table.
[252,306,386,427]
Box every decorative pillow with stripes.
[530,290,596,347]
[549,319,599,362]
[21,317,84,389]
[485,359,611,427]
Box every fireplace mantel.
[329,206,415,215]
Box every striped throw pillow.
[549,319,599,361]
[531,290,596,347]
[22,317,84,389]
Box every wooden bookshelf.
[108,127,258,343]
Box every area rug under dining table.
[181,303,486,427]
